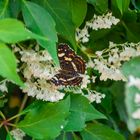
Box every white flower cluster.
[13,45,64,102]
[85,90,105,103]
[23,80,64,102]
[132,93,140,119]
[128,75,140,89]
[0,80,8,92]
[10,128,25,140]
[134,93,140,104]
[132,109,140,119]
[63,86,105,103]
[80,73,91,89]
[76,13,120,43]
[19,49,56,80]
[12,44,104,103]
[93,42,140,81]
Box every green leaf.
[70,0,87,27]
[0,0,10,19]
[64,95,106,131]
[81,123,125,140]
[0,98,8,108]
[121,57,140,132]
[125,86,140,133]
[122,9,137,22]
[6,133,14,140]
[0,18,47,43]
[56,132,81,140]
[87,0,108,13]
[113,0,130,15]
[17,96,70,139]
[100,89,113,114]
[9,0,21,18]
[109,82,127,121]
[22,1,59,65]
[32,0,77,49]
[121,57,140,78]
[131,0,140,10]
[123,22,140,42]
[0,43,23,86]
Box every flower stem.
[0,111,6,119]
[7,94,28,124]
[15,94,28,125]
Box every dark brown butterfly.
[51,43,86,86]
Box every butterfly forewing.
[58,44,85,74]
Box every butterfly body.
[51,44,86,86]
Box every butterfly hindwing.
[51,70,82,86]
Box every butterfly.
[51,43,86,86]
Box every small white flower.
[10,128,25,140]
[23,80,64,102]
[91,76,96,83]
[134,93,140,104]
[108,54,121,68]
[95,51,103,57]
[132,109,140,119]
[75,27,89,43]
[87,13,120,30]
[87,59,95,68]
[110,16,120,25]
[81,74,90,89]
[75,13,119,43]
[0,81,8,92]
[20,49,37,62]
[82,36,89,43]
[94,58,126,81]
[22,81,38,97]
[85,91,105,103]
[109,42,117,48]
[120,47,136,61]
[60,125,64,129]
[128,75,140,89]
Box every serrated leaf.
[17,96,70,139]
[0,43,23,86]
[32,0,77,49]
[64,95,106,131]
[22,1,59,65]
[81,123,125,140]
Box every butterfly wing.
[51,70,82,86]
[51,43,86,86]
[58,44,86,74]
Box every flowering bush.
[0,0,140,140]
